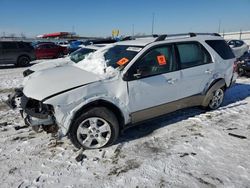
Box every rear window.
[206,40,235,60]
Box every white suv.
[8,33,237,149]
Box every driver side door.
[126,44,182,123]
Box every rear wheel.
[68,107,119,149]
[16,56,30,67]
[208,88,224,110]
[57,52,64,58]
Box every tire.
[207,88,224,110]
[57,52,64,58]
[16,56,30,67]
[68,107,119,149]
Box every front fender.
[47,95,130,135]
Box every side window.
[235,40,243,47]
[2,42,17,49]
[43,44,52,49]
[206,40,235,60]
[49,44,57,48]
[130,45,176,78]
[177,42,211,69]
[228,40,235,47]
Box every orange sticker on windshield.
[157,55,167,65]
[117,58,129,66]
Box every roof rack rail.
[155,32,221,42]
[122,34,158,41]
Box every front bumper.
[6,89,55,128]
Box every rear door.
[49,44,60,57]
[176,41,214,96]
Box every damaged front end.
[6,88,58,133]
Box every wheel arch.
[68,99,125,134]
[202,78,226,107]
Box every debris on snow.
[228,133,247,139]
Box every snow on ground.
[0,67,249,188]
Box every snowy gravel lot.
[0,66,249,188]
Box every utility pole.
[218,20,221,34]
[132,24,134,37]
[151,13,155,35]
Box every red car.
[35,43,68,59]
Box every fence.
[221,30,250,45]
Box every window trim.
[123,43,179,81]
[175,41,213,70]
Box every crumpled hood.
[30,57,73,72]
[23,65,100,101]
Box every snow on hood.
[23,65,100,101]
[30,56,72,72]
[74,44,118,78]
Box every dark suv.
[0,41,36,66]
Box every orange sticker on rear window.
[117,58,129,66]
[157,55,167,65]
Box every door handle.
[205,69,212,74]
[166,78,178,84]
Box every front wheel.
[68,107,119,149]
[208,88,224,110]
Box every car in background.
[68,40,84,53]
[58,41,69,47]
[0,41,36,66]
[237,51,250,76]
[227,39,249,59]
[35,43,68,59]
[23,44,106,77]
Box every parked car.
[68,40,84,54]
[0,41,36,66]
[237,52,250,76]
[58,41,69,47]
[23,44,106,77]
[7,33,237,149]
[227,39,249,59]
[35,43,68,59]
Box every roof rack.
[155,32,221,42]
[122,34,159,41]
